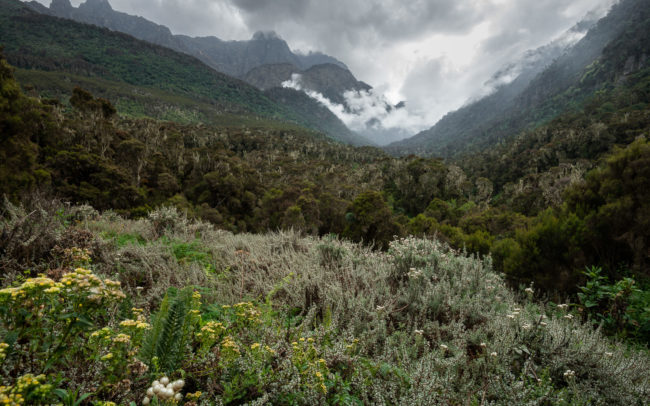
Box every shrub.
[578,266,650,343]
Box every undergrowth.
[0,201,648,405]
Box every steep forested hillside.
[387,0,649,158]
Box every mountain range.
[10,0,649,154]
[26,0,347,77]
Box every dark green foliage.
[343,191,402,249]
[578,266,650,342]
[491,210,585,291]
[0,49,53,198]
[69,86,115,119]
[385,157,448,216]
[565,137,650,276]
[140,287,198,373]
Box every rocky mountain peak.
[252,31,282,41]
[50,0,72,11]
[79,0,113,12]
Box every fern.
[140,287,197,373]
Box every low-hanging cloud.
[282,73,429,144]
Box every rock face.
[79,0,112,12]
[27,0,346,78]
[49,0,72,15]
[242,63,301,91]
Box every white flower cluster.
[143,376,184,404]
[563,369,576,380]
[407,267,423,279]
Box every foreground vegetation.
[0,200,648,405]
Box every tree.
[343,191,402,249]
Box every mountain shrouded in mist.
[387,0,648,158]
[1,0,373,145]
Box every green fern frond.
[140,287,197,373]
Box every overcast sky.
[36,0,618,136]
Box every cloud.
[282,73,428,144]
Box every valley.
[0,0,649,404]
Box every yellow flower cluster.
[0,277,60,300]
[113,334,131,344]
[233,302,261,323]
[221,336,240,355]
[0,343,8,363]
[0,374,51,406]
[185,391,202,401]
[90,327,112,339]
[0,269,126,306]
[197,321,225,342]
[61,268,125,301]
[290,337,329,394]
[119,319,151,330]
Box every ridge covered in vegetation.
[387,0,650,159]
